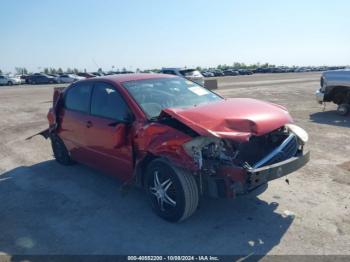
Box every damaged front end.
[182,124,310,198]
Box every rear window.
[64,82,92,113]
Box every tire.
[337,104,350,116]
[50,133,75,165]
[7,81,13,86]
[145,159,199,222]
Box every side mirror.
[108,113,134,127]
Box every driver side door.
[83,81,134,181]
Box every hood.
[161,98,293,142]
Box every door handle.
[86,121,93,128]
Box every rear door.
[83,81,134,180]
[59,81,93,163]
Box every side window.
[64,82,92,113]
[91,82,130,121]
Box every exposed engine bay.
[183,124,308,175]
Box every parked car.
[19,74,30,83]
[161,68,204,86]
[223,69,239,76]
[201,71,215,77]
[238,69,253,75]
[0,75,22,86]
[254,67,269,73]
[27,74,58,84]
[77,72,96,78]
[211,69,225,77]
[13,75,26,84]
[316,69,350,115]
[56,74,85,83]
[32,74,310,222]
[91,72,105,77]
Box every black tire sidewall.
[50,133,73,165]
[146,160,187,222]
[337,104,350,116]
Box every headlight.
[285,124,308,144]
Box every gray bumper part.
[246,151,310,191]
[315,89,325,104]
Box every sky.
[1,0,350,73]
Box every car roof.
[87,73,176,85]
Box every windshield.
[123,77,222,119]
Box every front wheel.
[7,81,13,86]
[337,104,350,116]
[146,159,199,222]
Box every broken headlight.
[183,136,238,169]
[285,124,309,144]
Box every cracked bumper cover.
[208,150,310,198]
[245,150,310,192]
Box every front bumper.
[246,150,310,192]
[207,150,310,198]
[315,89,325,104]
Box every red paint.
[163,98,293,142]
[48,74,294,186]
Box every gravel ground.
[0,72,349,255]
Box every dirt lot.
[0,72,349,255]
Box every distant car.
[223,69,239,76]
[316,69,350,116]
[201,71,215,77]
[238,69,253,75]
[0,75,22,86]
[57,74,85,83]
[161,68,204,86]
[77,72,96,78]
[254,68,269,73]
[27,74,57,84]
[211,70,225,77]
[14,75,26,84]
[91,72,105,77]
[19,75,29,82]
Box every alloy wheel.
[149,171,176,211]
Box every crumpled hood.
[161,98,293,142]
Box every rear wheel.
[7,81,13,86]
[50,133,75,165]
[337,104,350,116]
[146,159,199,222]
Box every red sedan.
[36,73,309,222]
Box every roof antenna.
[92,58,100,70]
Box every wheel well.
[135,153,158,187]
[328,86,350,105]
